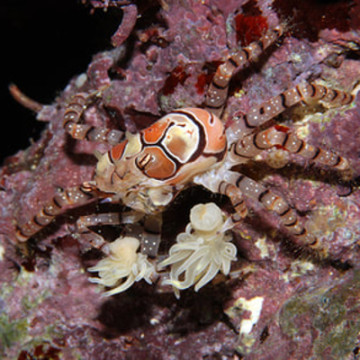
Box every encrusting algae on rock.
[1,0,360,358]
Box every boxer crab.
[16,25,355,296]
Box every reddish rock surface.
[1,1,360,359]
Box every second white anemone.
[159,202,236,296]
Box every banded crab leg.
[76,211,162,257]
[141,214,163,258]
[204,25,284,117]
[75,212,123,250]
[232,82,354,138]
[63,92,124,145]
[229,124,353,180]
[16,183,97,242]
[218,181,248,222]
[196,169,318,248]
[223,171,319,249]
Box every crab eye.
[136,153,153,170]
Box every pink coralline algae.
[1,0,360,359]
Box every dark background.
[0,0,123,164]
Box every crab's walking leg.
[141,214,162,258]
[229,125,353,179]
[223,172,319,248]
[75,212,122,250]
[63,92,124,145]
[77,211,163,257]
[218,181,248,222]
[77,212,122,231]
[204,26,284,117]
[234,83,354,138]
[16,183,96,242]
[76,210,153,252]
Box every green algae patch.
[0,315,28,353]
[314,319,360,359]
[280,270,360,358]
[0,269,61,358]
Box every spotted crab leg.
[141,214,162,258]
[76,212,122,231]
[73,212,123,250]
[16,183,97,242]
[204,26,284,117]
[217,181,248,222]
[195,169,318,249]
[63,92,124,145]
[229,124,353,180]
[223,172,320,249]
[232,83,354,138]
[77,211,162,257]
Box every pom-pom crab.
[16,24,355,284]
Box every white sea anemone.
[159,203,236,297]
[88,236,156,296]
